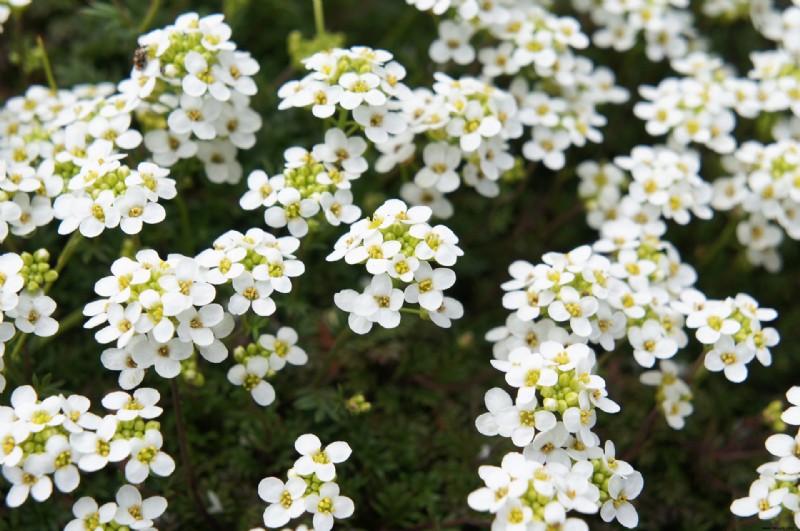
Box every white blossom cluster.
[328,199,463,334]
[0,82,174,240]
[702,0,756,19]
[638,360,693,429]
[228,327,309,407]
[132,12,261,184]
[0,250,60,391]
[577,148,713,232]
[279,46,409,123]
[86,229,304,390]
[571,0,697,63]
[0,385,174,509]
[390,74,521,202]
[258,433,354,531]
[731,386,800,528]
[492,237,779,428]
[65,484,167,531]
[399,0,628,215]
[633,52,741,154]
[712,139,800,272]
[470,336,644,529]
[240,129,365,238]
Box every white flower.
[628,320,678,368]
[177,303,226,347]
[303,482,355,531]
[547,286,598,337]
[46,435,80,492]
[70,415,130,472]
[259,476,307,528]
[65,497,116,531]
[102,388,162,421]
[352,273,404,329]
[167,94,221,140]
[765,432,800,474]
[293,433,352,481]
[94,302,141,347]
[704,337,755,383]
[114,484,168,530]
[3,458,54,507]
[126,429,175,484]
[352,105,406,144]
[415,142,461,193]
[183,51,231,101]
[783,386,800,425]
[229,272,276,316]
[10,293,58,337]
[338,72,386,110]
[428,296,464,328]
[731,479,787,520]
[227,356,276,406]
[429,20,475,65]
[131,336,193,379]
[600,472,644,528]
[258,327,308,371]
[403,263,456,311]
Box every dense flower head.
[329,199,463,334]
[258,433,354,530]
[0,385,172,508]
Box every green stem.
[35,307,85,346]
[9,332,28,363]
[36,36,57,92]
[698,215,738,268]
[312,0,325,37]
[44,232,83,294]
[399,307,423,315]
[138,0,162,34]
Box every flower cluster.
[65,484,168,531]
[712,139,800,272]
[0,82,175,240]
[87,228,305,390]
[731,386,800,528]
[492,237,779,429]
[397,0,628,213]
[0,385,174,508]
[640,360,693,429]
[0,250,61,390]
[391,74,521,202]
[241,130,365,238]
[680,292,779,383]
[572,0,697,63]
[258,433,354,531]
[278,46,409,122]
[470,336,644,529]
[228,327,309,407]
[328,199,463,334]
[132,12,261,184]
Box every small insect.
[133,47,148,71]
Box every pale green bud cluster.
[19,249,57,292]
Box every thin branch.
[170,379,223,531]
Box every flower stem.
[138,0,162,34]
[312,0,325,37]
[170,379,222,531]
[44,232,83,294]
[698,215,737,268]
[36,36,57,92]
